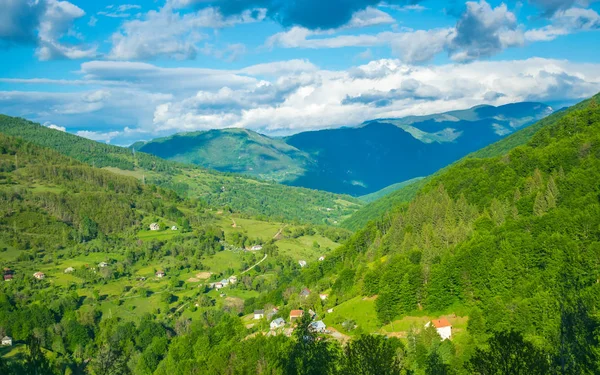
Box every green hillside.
[135,128,314,183]
[358,177,424,203]
[0,115,362,225]
[291,93,600,372]
[341,100,588,231]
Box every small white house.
[309,321,327,333]
[215,282,224,290]
[250,245,263,251]
[1,336,12,346]
[155,270,165,278]
[327,308,334,313]
[33,272,45,280]
[270,317,285,330]
[319,294,328,300]
[426,318,452,340]
[318,256,326,262]
[254,310,265,320]
[64,267,75,273]
[171,226,178,231]
[149,223,160,231]
[298,260,307,268]
[228,275,238,284]
[98,262,108,268]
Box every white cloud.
[35,0,97,60]
[43,121,66,132]
[2,58,600,145]
[108,6,266,60]
[266,1,600,64]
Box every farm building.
[254,310,265,320]
[319,294,328,300]
[270,318,285,330]
[250,245,263,251]
[149,223,160,231]
[3,274,13,281]
[171,226,178,231]
[318,256,325,261]
[300,288,311,298]
[290,310,304,322]
[33,272,45,280]
[98,262,108,268]
[309,321,327,333]
[228,275,238,284]
[1,336,12,346]
[298,260,307,268]
[155,270,165,278]
[64,267,75,273]
[426,318,452,340]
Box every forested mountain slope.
[134,128,314,183]
[292,93,600,372]
[341,98,588,230]
[135,102,551,196]
[0,116,362,225]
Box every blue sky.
[1,0,599,145]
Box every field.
[276,235,340,262]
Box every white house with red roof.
[426,318,452,340]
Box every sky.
[1,0,600,146]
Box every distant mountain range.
[133,102,553,196]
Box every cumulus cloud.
[0,0,96,60]
[43,121,66,132]
[2,58,600,144]
[169,0,423,30]
[267,0,600,64]
[108,6,265,60]
[449,1,522,62]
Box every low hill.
[134,128,314,182]
[0,116,362,225]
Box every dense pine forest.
[1,93,600,374]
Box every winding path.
[241,254,268,275]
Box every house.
[1,336,12,346]
[64,267,75,273]
[318,256,326,262]
[290,310,304,322]
[171,225,178,231]
[270,318,285,330]
[308,309,317,318]
[155,270,165,278]
[149,223,160,231]
[309,321,327,333]
[300,288,311,298]
[98,262,108,268]
[427,318,452,340]
[327,308,334,313]
[250,245,263,251]
[319,294,328,300]
[254,310,265,320]
[215,282,224,290]
[228,275,238,284]
[3,274,13,281]
[298,260,307,268]
[33,272,45,280]
[220,279,229,287]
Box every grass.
[137,230,180,241]
[276,234,340,262]
[201,251,244,274]
[323,296,380,335]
